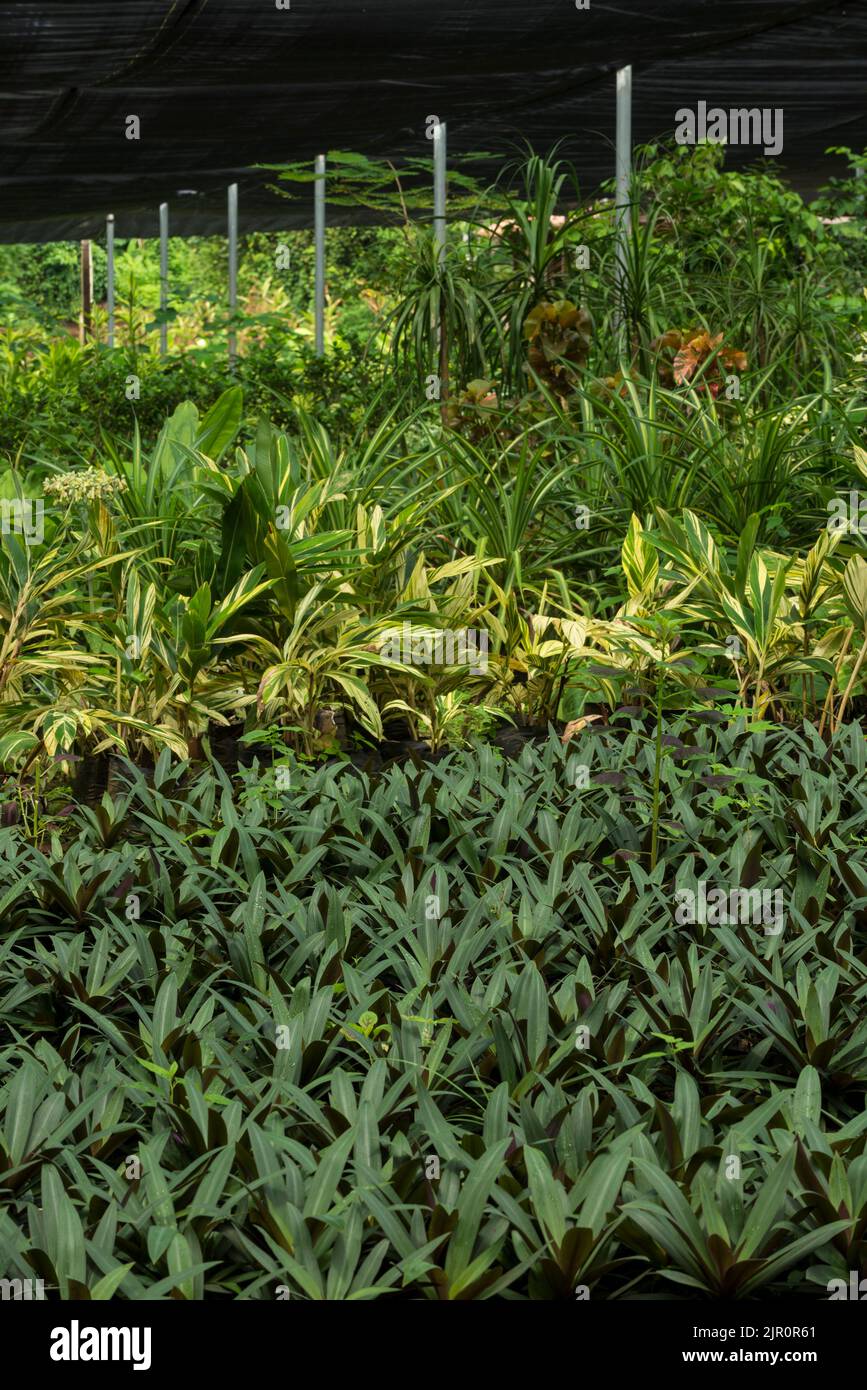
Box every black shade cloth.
[0,0,865,242]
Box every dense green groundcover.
[1,717,867,1299]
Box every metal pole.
[106,214,115,348]
[433,120,447,268]
[80,240,93,344]
[314,154,325,356]
[432,121,448,412]
[159,202,169,356]
[614,66,632,343]
[228,182,238,368]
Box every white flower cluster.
[44,469,128,505]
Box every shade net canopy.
[0,0,865,242]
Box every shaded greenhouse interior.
[0,0,865,241]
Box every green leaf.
[524,1146,568,1247]
[196,385,244,460]
[152,975,178,1055]
[90,1264,135,1300]
[444,1140,509,1287]
[842,554,867,629]
[793,1065,821,1136]
[41,1164,87,1290]
[738,1147,797,1260]
[578,1149,631,1238]
[4,1061,36,1166]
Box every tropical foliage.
[0,139,866,1299]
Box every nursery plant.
[0,138,866,1304]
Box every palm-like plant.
[387,226,501,404]
[485,150,594,393]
